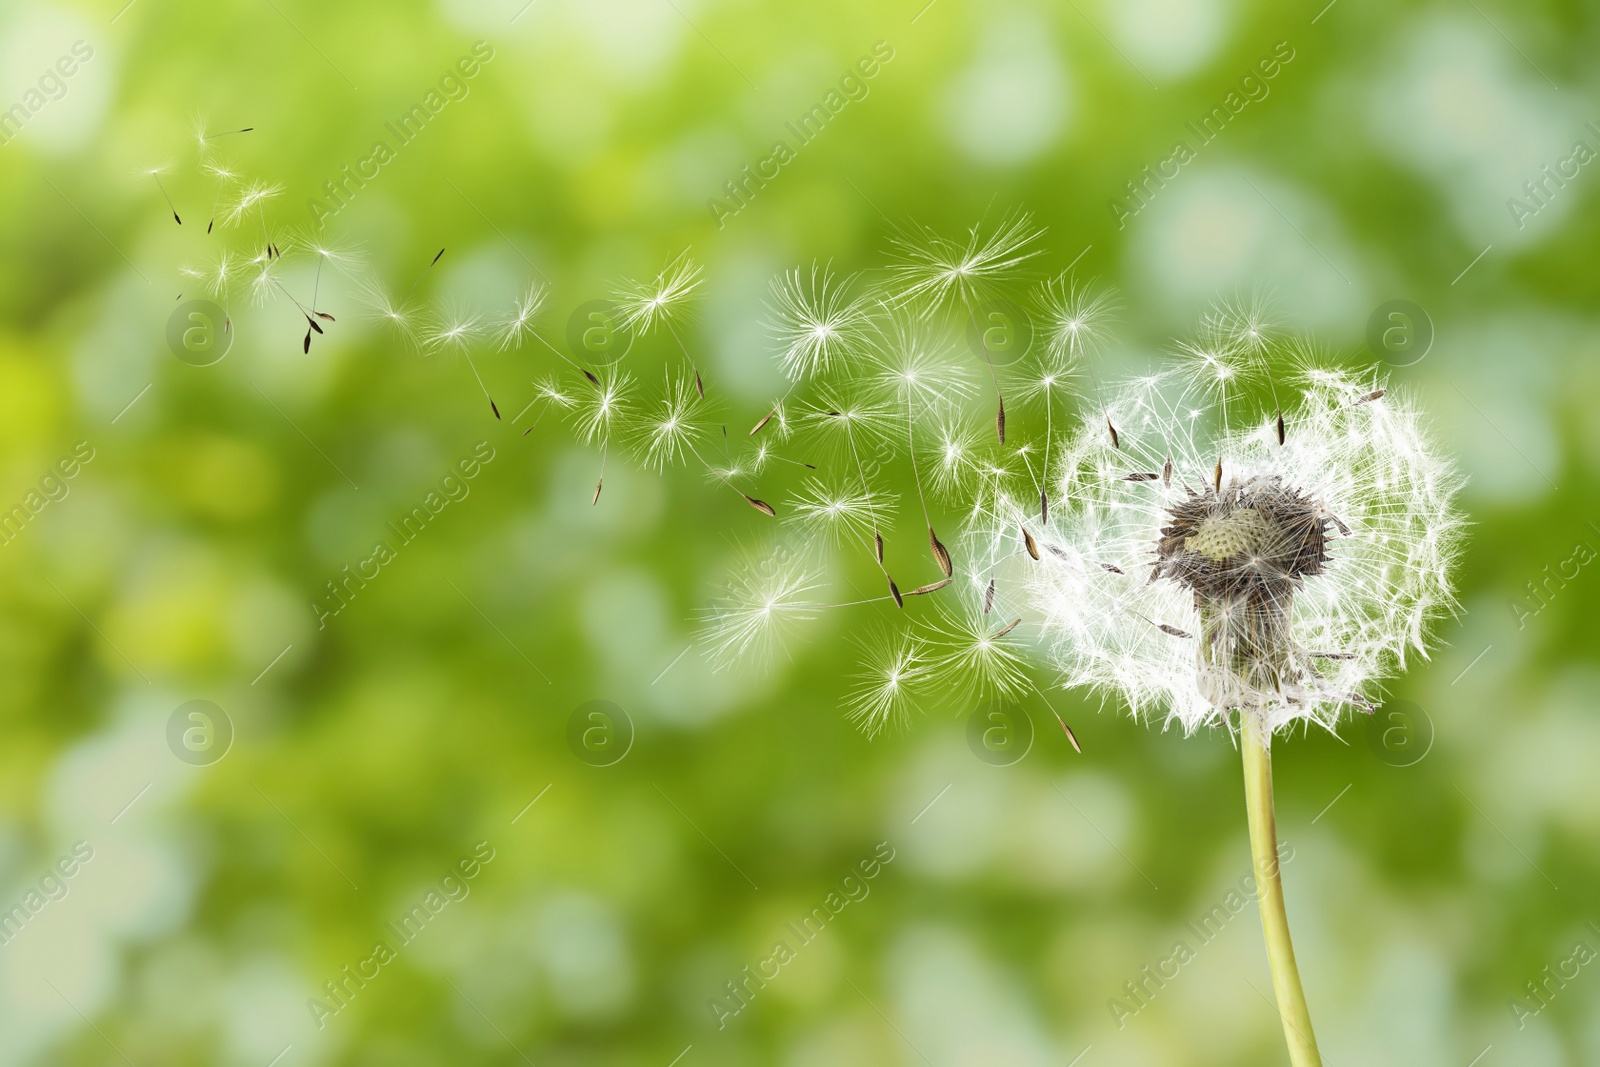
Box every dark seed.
[1098,561,1125,575]
[993,617,1021,639]
[1122,472,1159,481]
[1107,417,1120,449]
[1020,525,1040,560]
[874,530,884,564]
[1162,455,1172,487]
[1158,623,1193,639]
[743,494,776,517]
[996,399,1006,444]
[1355,389,1385,406]
[929,527,953,578]
[1276,409,1286,445]
[1040,488,1049,524]
[592,478,603,505]
[749,409,776,435]
[582,369,600,387]
[1054,713,1082,754]
[983,579,995,614]
[906,578,952,596]
[887,575,904,608]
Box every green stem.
[1242,713,1323,1067]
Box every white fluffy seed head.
[967,361,1466,737]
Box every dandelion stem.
[1241,713,1322,1067]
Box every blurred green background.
[1,0,1598,1064]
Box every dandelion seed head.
[982,354,1465,737]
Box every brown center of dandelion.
[1151,475,1335,711]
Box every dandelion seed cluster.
[972,349,1466,737]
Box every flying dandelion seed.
[494,281,549,352]
[356,277,426,348]
[888,212,1044,310]
[919,600,1031,700]
[424,308,500,419]
[632,371,707,472]
[224,179,285,259]
[785,477,897,550]
[846,632,930,737]
[928,418,981,503]
[1204,292,1277,358]
[1038,276,1117,363]
[1038,276,1118,451]
[144,165,181,225]
[699,556,823,669]
[614,250,707,393]
[765,264,873,381]
[614,250,704,334]
[202,161,239,233]
[868,316,971,578]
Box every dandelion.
[980,324,1464,1066]
[846,632,930,737]
[765,264,872,381]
